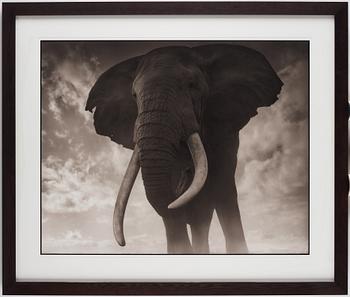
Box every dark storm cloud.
[41,41,308,253]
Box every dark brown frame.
[2,2,348,295]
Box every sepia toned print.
[41,41,309,254]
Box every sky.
[41,41,309,254]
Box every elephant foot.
[162,215,192,254]
[190,221,211,254]
[192,242,209,254]
[226,240,249,254]
[167,241,192,254]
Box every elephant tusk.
[168,133,208,209]
[113,145,140,246]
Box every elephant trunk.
[135,92,208,215]
[135,94,180,215]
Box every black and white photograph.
[41,41,309,255]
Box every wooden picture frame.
[2,2,348,295]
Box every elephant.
[86,44,283,254]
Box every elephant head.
[86,44,283,251]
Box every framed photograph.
[3,2,348,295]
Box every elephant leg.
[187,189,214,253]
[215,191,248,253]
[162,213,192,254]
[190,218,212,254]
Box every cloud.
[96,216,109,224]
[42,217,166,254]
[42,43,101,152]
[42,139,142,215]
[43,229,117,253]
[42,155,116,213]
[41,43,141,215]
[42,216,50,224]
[237,58,308,200]
[54,129,69,138]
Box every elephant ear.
[194,44,283,130]
[86,56,142,149]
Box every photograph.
[41,41,309,255]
